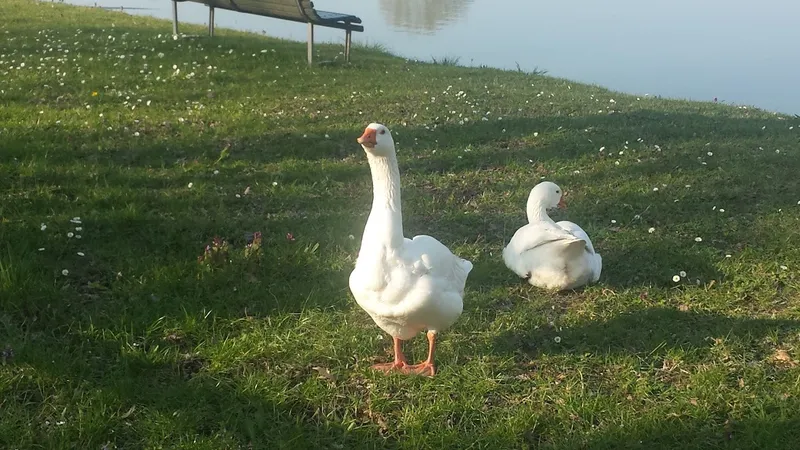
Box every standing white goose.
[349,123,473,376]
[502,181,602,291]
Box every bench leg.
[307,23,314,65]
[208,6,215,37]
[172,0,179,35]
[345,29,352,62]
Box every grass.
[430,55,460,66]
[2,0,800,448]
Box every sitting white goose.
[502,181,602,291]
[349,123,473,377]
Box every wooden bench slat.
[315,10,361,24]
[204,0,305,21]
[298,0,358,24]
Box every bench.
[171,0,364,64]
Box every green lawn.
[2,0,800,448]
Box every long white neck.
[526,195,554,224]
[361,151,404,250]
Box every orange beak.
[558,195,567,209]
[357,128,377,148]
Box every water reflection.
[379,0,473,34]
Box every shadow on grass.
[1,331,391,449]
[535,415,800,449]
[2,106,798,313]
[493,306,800,360]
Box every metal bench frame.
[171,0,364,64]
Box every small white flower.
[648,227,655,233]
[272,181,278,186]
[348,234,355,240]
[707,152,713,156]
[533,132,539,137]
[653,187,659,192]
[133,132,140,137]
[67,232,74,238]
[725,254,732,258]
[213,170,219,175]
[38,248,45,252]
[40,223,47,231]
[235,194,241,198]
[611,219,617,224]
[77,252,85,257]
[62,269,69,276]
[672,275,680,282]
[695,237,703,242]
[780,265,788,270]
[554,336,562,343]
[719,209,725,213]
[599,146,605,152]
[679,271,687,277]
[76,235,82,239]
[325,134,330,139]
[188,182,193,188]
[71,217,81,224]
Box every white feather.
[349,123,472,340]
[502,182,602,291]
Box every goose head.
[357,123,395,157]
[528,181,567,211]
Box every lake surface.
[62,0,800,115]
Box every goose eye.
[379,129,386,135]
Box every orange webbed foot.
[370,360,408,373]
[406,361,436,377]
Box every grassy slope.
[2,0,800,448]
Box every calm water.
[62,0,800,114]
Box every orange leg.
[371,336,409,373]
[407,331,438,377]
